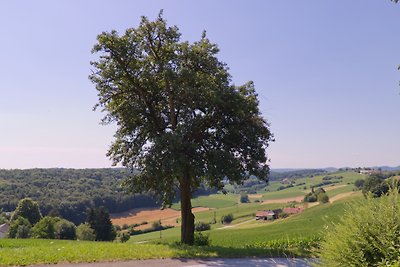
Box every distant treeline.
[269,169,327,181]
[0,168,158,224]
[226,169,328,194]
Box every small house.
[256,210,277,220]
[0,223,9,238]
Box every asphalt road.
[31,258,317,267]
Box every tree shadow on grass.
[165,244,317,266]
[165,242,317,262]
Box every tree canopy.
[90,12,273,244]
[12,198,42,225]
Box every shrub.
[117,232,130,243]
[193,232,210,246]
[122,224,129,230]
[317,192,329,204]
[304,194,317,203]
[319,187,400,266]
[31,216,58,239]
[8,217,32,238]
[195,221,211,232]
[362,175,389,197]
[278,212,289,219]
[151,220,162,230]
[240,194,249,203]
[76,223,96,241]
[354,179,365,189]
[221,214,233,224]
[55,219,76,240]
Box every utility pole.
[159,219,162,239]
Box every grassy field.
[0,236,317,266]
[125,170,363,243]
[1,170,366,266]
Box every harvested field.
[248,194,263,199]
[111,207,210,229]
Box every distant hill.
[371,166,400,171]
[269,169,328,181]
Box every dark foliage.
[221,214,234,224]
[268,169,327,181]
[0,168,158,224]
[195,221,211,231]
[87,206,116,241]
[362,174,390,197]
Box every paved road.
[31,258,317,267]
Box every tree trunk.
[180,174,194,245]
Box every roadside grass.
[0,239,178,266]
[0,238,316,266]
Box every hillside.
[0,168,364,226]
[116,170,365,245]
[0,168,157,224]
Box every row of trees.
[6,198,116,241]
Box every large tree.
[90,12,273,244]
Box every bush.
[31,216,58,239]
[354,179,365,189]
[304,194,317,203]
[55,219,76,240]
[76,223,96,241]
[319,187,400,266]
[193,232,210,246]
[151,220,162,231]
[317,192,329,204]
[8,217,31,238]
[278,212,289,219]
[240,194,249,203]
[117,232,130,243]
[221,214,233,224]
[195,221,211,232]
[362,175,389,197]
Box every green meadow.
[0,170,365,266]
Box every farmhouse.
[255,209,282,220]
[0,223,9,238]
[283,207,304,214]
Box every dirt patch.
[262,196,304,204]
[248,194,263,199]
[111,207,210,228]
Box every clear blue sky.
[0,0,399,169]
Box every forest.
[0,168,157,224]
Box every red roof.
[256,210,275,217]
[283,207,304,214]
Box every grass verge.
[0,238,316,266]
